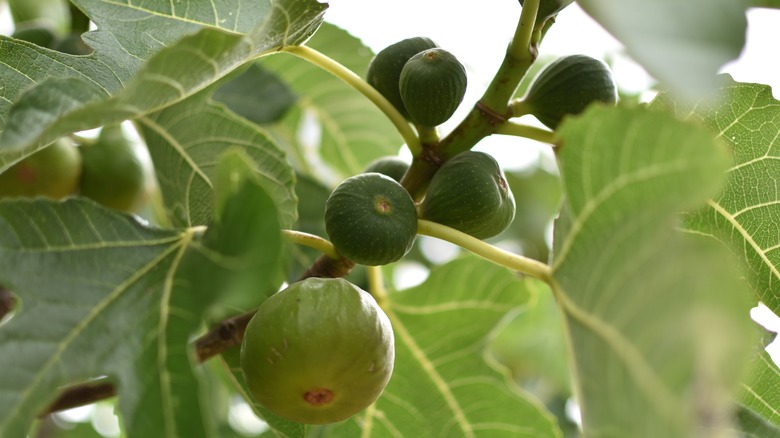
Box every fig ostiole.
[420,151,516,240]
[519,54,617,130]
[325,172,417,266]
[399,48,467,128]
[366,36,438,120]
[240,277,395,425]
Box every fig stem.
[495,121,556,145]
[417,219,551,283]
[282,229,340,260]
[366,265,389,307]
[281,45,422,156]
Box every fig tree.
[0,138,81,200]
[240,277,395,425]
[78,125,155,212]
[325,172,417,266]
[363,156,410,183]
[366,36,438,119]
[520,54,617,130]
[399,48,467,127]
[420,151,515,239]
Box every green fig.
[420,151,515,239]
[0,138,81,200]
[367,36,438,119]
[399,48,468,127]
[241,277,395,425]
[325,172,417,266]
[520,54,617,130]
[363,156,410,183]
[78,125,155,212]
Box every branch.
[40,380,116,417]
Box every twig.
[40,380,116,417]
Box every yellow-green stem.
[282,45,421,155]
[366,265,389,308]
[495,121,556,145]
[281,229,340,260]
[417,220,551,282]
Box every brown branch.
[40,380,116,417]
[39,253,357,416]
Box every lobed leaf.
[652,79,780,315]
[553,105,757,436]
[0,0,327,171]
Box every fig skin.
[521,54,617,130]
[78,125,155,213]
[363,156,410,183]
[366,36,438,119]
[399,48,467,127]
[0,138,81,200]
[240,277,395,425]
[325,172,417,266]
[420,151,516,240]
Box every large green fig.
[520,54,617,130]
[399,48,467,127]
[366,36,438,119]
[240,277,395,425]
[363,156,410,183]
[0,138,81,200]
[78,125,155,212]
[325,172,417,265]
[420,151,515,240]
[519,0,575,24]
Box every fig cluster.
[0,125,155,213]
[240,278,395,425]
[367,37,467,127]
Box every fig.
[363,156,410,183]
[11,22,58,48]
[519,0,575,24]
[0,138,81,200]
[78,125,155,212]
[399,48,467,127]
[420,151,515,239]
[240,277,395,425]
[520,54,617,130]
[366,36,438,119]
[325,172,417,266]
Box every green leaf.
[213,63,298,125]
[324,256,562,437]
[651,80,780,315]
[738,351,780,432]
[553,105,757,436]
[0,0,327,170]
[261,23,404,181]
[0,199,205,437]
[750,0,780,7]
[137,83,297,228]
[576,0,748,98]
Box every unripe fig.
[241,277,395,425]
[399,48,467,127]
[78,125,155,212]
[0,138,81,200]
[325,173,417,265]
[520,54,617,130]
[366,37,438,119]
[519,0,575,24]
[363,156,410,183]
[420,151,515,240]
